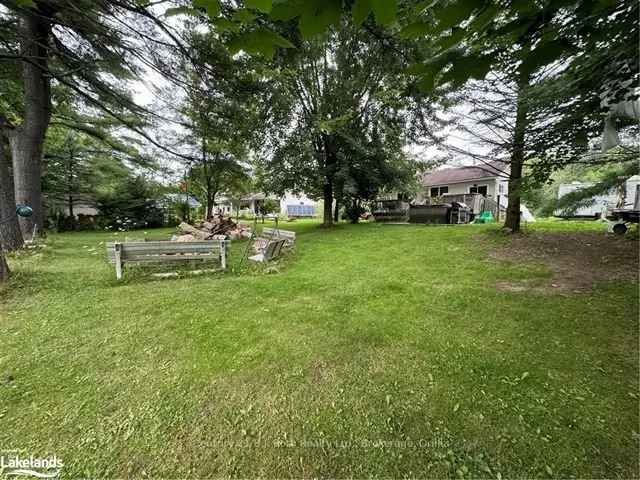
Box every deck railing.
[424,194,506,220]
[482,197,506,220]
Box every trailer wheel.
[613,222,628,235]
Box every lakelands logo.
[0,451,63,479]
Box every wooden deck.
[427,193,506,220]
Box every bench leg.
[114,243,123,280]
[220,241,227,270]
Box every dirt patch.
[311,359,334,383]
[490,232,639,294]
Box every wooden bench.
[106,240,227,280]
[249,238,287,263]
[262,228,296,246]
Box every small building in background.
[214,192,320,219]
[160,193,202,210]
[157,193,202,224]
[279,192,318,218]
[210,194,235,216]
[47,197,99,218]
[45,196,100,230]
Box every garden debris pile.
[173,215,252,242]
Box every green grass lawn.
[0,220,638,478]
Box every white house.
[419,161,510,208]
[214,192,320,218]
[279,192,318,218]
[161,193,202,209]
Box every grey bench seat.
[248,238,287,263]
[106,240,227,280]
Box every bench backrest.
[262,228,296,244]
[264,239,287,261]
[106,241,225,263]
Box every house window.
[470,185,488,196]
[430,186,448,197]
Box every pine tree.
[0,1,197,238]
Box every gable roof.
[421,161,509,187]
[161,193,201,208]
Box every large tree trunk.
[10,10,53,239]
[504,75,530,233]
[66,157,76,230]
[322,182,333,227]
[333,198,340,223]
[67,194,76,230]
[206,198,214,220]
[0,135,24,251]
[206,191,217,220]
[350,199,361,224]
[0,244,9,283]
[321,135,336,227]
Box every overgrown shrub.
[96,175,164,230]
[344,201,365,224]
[260,199,280,215]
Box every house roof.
[161,193,201,208]
[421,161,509,187]
[242,193,267,201]
[241,192,282,202]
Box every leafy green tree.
[208,0,630,232]
[184,0,400,55]
[332,123,418,223]
[178,26,259,219]
[42,127,133,230]
[96,175,164,230]
[406,0,638,232]
[255,20,438,226]
[0,40,25,250]
[418,2,578,232]
[524,1,639,179]
[0,0,197,237]
[188,158,249,218]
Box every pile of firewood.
[172,215,252,242]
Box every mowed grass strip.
[0,220,637,478]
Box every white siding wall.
[420,178,510,211]
[280,192,319,217]
[496,179,509,207]
[66,204,99,217]
[427,179,497,197]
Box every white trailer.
[556,176,640,218]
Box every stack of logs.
[173,215,252,242]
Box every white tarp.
[520,204,536,223]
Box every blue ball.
[16,205,33,218]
